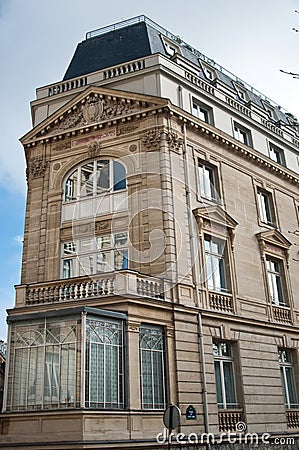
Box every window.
[192,100,213,124]
[233,123,252,147]
[85,317,124,409]
[266,257,287,306]
[269,144,286,166]
[64,159,126,202]
[198,160,219,202]
[6,311,127,412]
[62,232,128,278]
[204,236,228,292]
[278,349,298,409]
[139,325,166,410]
[161,36,181,57]
[9,317,78,410]
[213,341,238,409]
[257,189,275,226]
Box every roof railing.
[85,15,296,119]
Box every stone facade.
[1,16,299,450]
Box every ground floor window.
[213,341,238,409]
[6,310,126,412]
[85,317,124,409]
[139,325,166,409]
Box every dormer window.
[161,36,181,57]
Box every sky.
[0,0,298,340]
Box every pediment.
[256,229,291,250]
[21,86,169,145]
[193,205,238,230]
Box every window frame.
[257,188,276,227]
[197,159,221,203]
[204,235,230,293]
[266,256,288,307]
[278,349,298,409]
[63,159,127,203]
[192,99,214,125]
[61,231,129,279]
[85,316,125,409]
[139,324,167,410]
[233,122,252,147]
[269,143,286,166]
[213,341,238,410]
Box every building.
[0,341,6,412]
[1,15,299,449]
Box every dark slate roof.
[64,22,153,80]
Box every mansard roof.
[63,15,298,129]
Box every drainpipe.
[181,121,210,435]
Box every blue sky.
[0,0,298,340]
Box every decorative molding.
[142,130,162,148]
[27,156,48,179]
[88,141,101,158]
[166,131,183,151]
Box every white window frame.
[278,349,298,409]
[198,159,220,202]
[213,341,238,410]
[192,99,213,125]
[269,143,286,166]
[266,257,287,306]
[204,235,229,293]
[233,122,252,147]
[257,189,276,226]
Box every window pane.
[285,367,297,407]
[96,160,110,192]
[96,235,111,250]
[63,259,73,279]
[113,161,126,191]
[85,318,123,409]
[114,232,128,247]
[114,249,128,270]
[9,319,78,411]
[214,361,223,408]
[81,163,94,197]
[65,171,78,201]
[223,361,236,407]
[140,326,165,409]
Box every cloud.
[14,235,23,245]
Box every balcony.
[218,409,244,432]
[286,409,299,428]
[209,291,234,313]
[272,305,292,324]
[16,271,164,307]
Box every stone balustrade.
[218,410,243,432]
[16,271,164,307]
[209,291,234,313]
[286,410,299,429]
[272,305,292,324]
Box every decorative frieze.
[142,129,162,148]
[27,156,48,179]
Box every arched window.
[64,159,126,202]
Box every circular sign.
[163,404,181,430]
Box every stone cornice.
[173,110,299,186]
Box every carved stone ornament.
[142,130,162,148]
[27,157,48,179]
[88,141,101,158]
[166,131,183,151]
[50,94,135,134]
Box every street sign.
[163,404,181,430]
[186,405,197,420]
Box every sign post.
[163,404,181,450]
